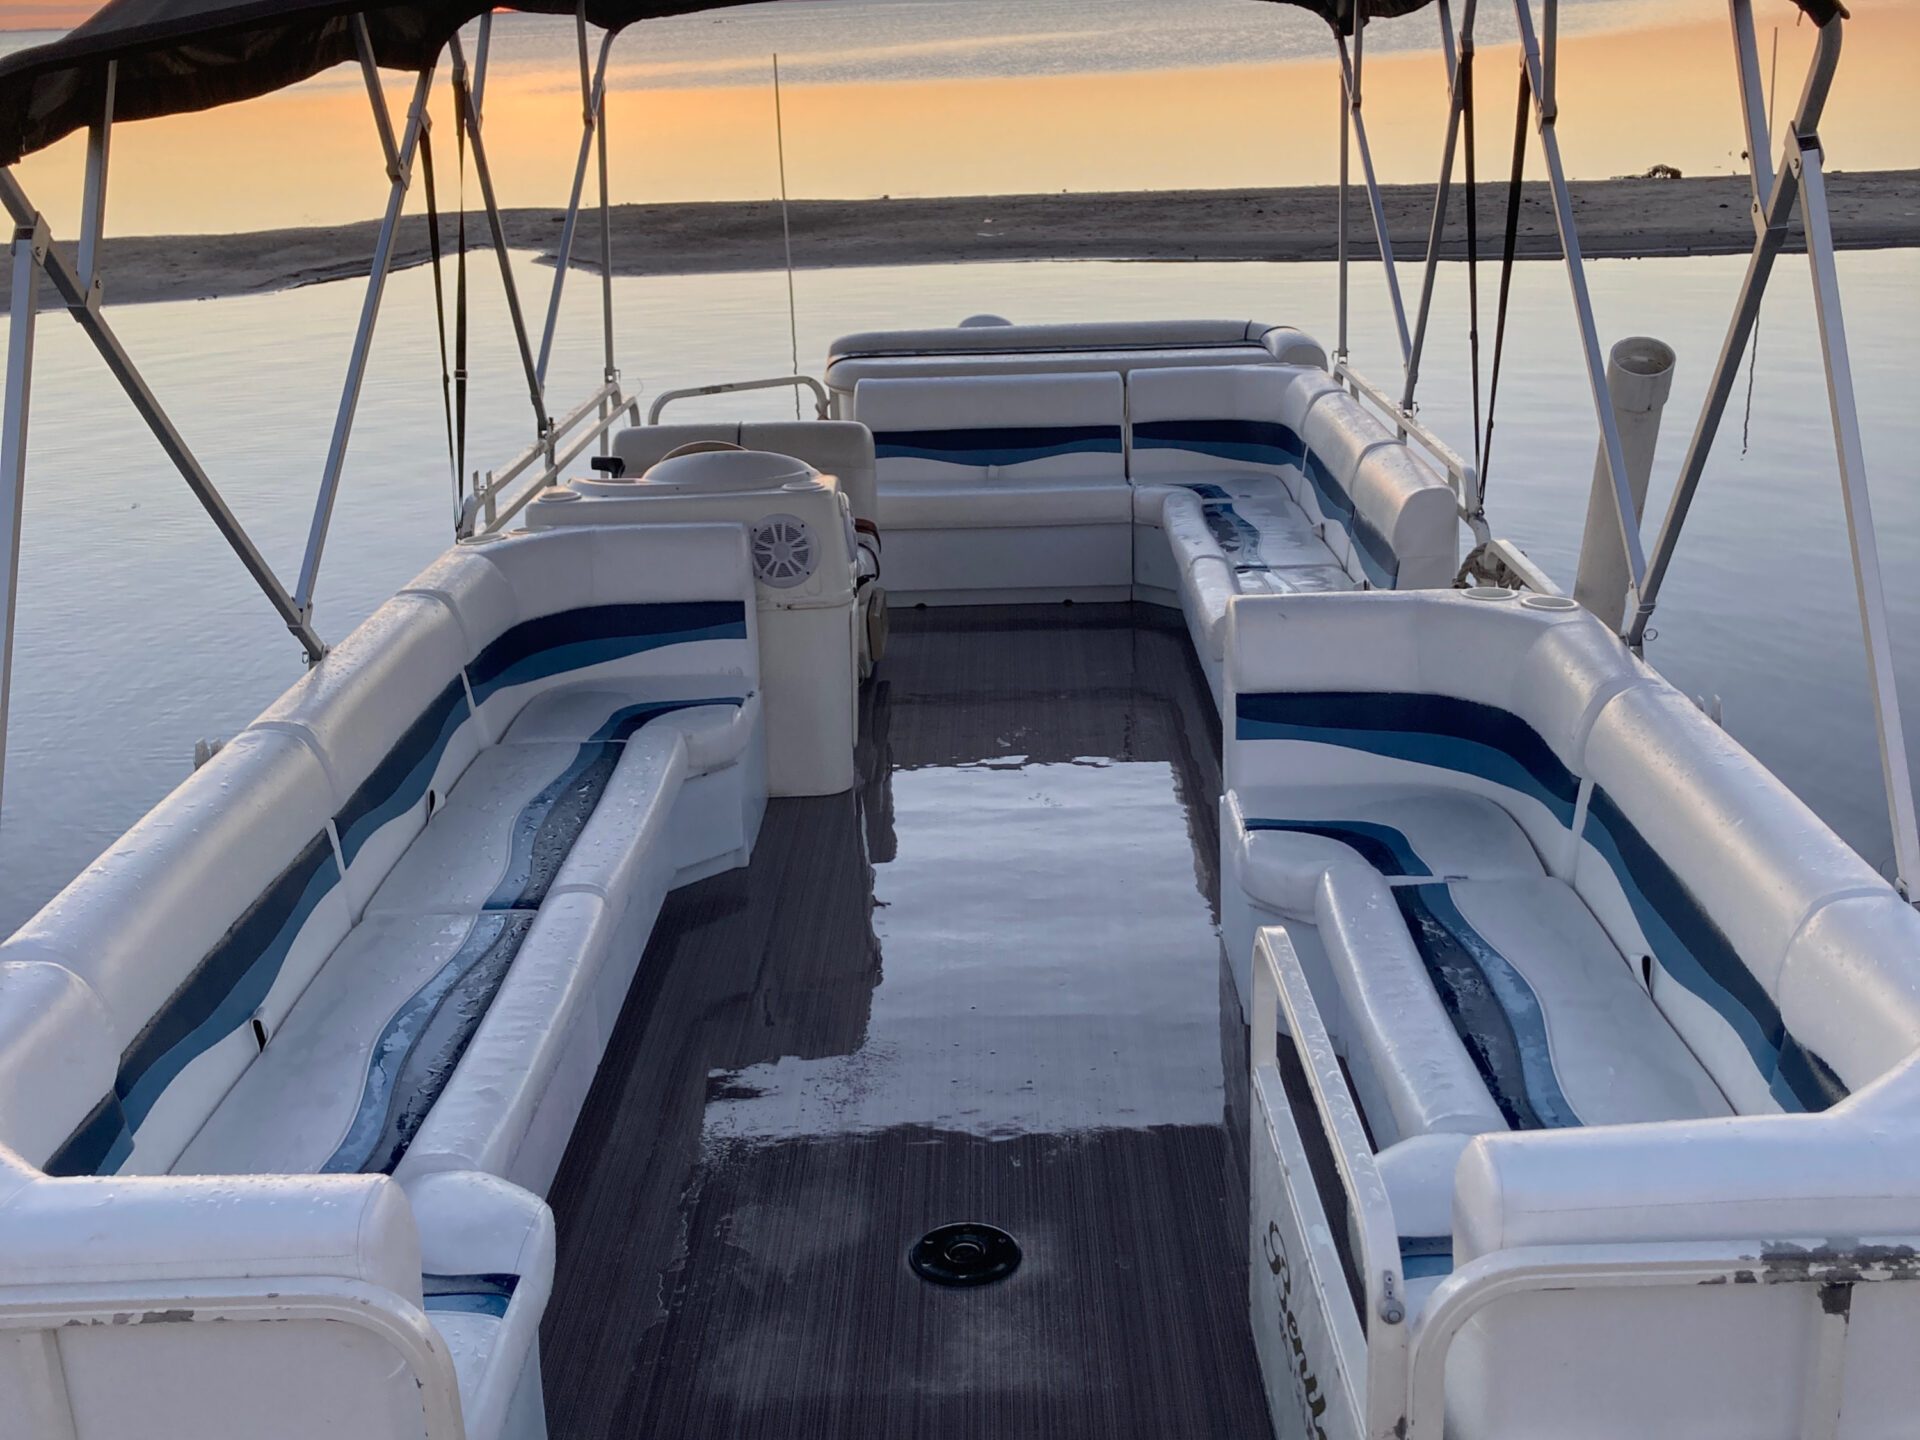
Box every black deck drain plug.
[909,1223,1021,1287]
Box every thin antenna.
[772,53,801,419]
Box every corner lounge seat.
[1225,588,1920,1311]
[0,522,767,1440]
[1127,363,1461,701]
[855,370,1134,603]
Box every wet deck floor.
[542,603,1272,1439]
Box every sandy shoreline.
[6,171,1916,310]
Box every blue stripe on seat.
[1200,501,1271,572]
[1581,786,1845,1113]
[872,424,1122,467]
[322,912,535,1175]
[487,698,746,911]
[1399,1235,1453,1281]
[111,832,342,1155]
[43,1091,134,1178]
[335,676,473,869]
[467,602,749,708]
[423,1271,519,1319]
[1243,819,1434,878]
[1235,691,1580,826]
[1395,882,1580,1130]
[1135,417,1400,586]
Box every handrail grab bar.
[648,374,831,424]
[460,379,638,538]
[1253,926,1412,1438]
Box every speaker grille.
[750,513,817,589]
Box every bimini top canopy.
[0,0,1460,167]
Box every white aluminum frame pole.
[1798,137,1920,897]
[1336,18,1413,365]
[535,13,616,390]
[294,59,435,630]
[594,28,618,411]
[449,29,552,469]
[0,219,45,816]
[1511,0,1646,631]
[1336,12,1350,360]
[1632,15,1841,648]
[1401,0,1475,411]
[0,169,324,663]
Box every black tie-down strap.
[420,79,471,527]
[1479,66,1530,506]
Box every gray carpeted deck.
[540,603,1272,1440]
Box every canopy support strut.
[536,9,616,392]
[0,166,327,713]
[294,56,435,631]
[0,217,44,817]
[1510,0,1645,633]
[1335,17,1411,366]
[450,28,551,494]
[1401,0,1475,412]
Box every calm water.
[0,245,1916,929]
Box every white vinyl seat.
[406,1169,555,1440]
[1226,785,1547,915]
[174,909,547,1177]
[502,677,754,768]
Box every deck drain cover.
[910,1224,1021,1287]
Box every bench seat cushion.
[501,679,753,773]
[365,712,700,919]
[1229,785,1546,917]
[174,911,542,1176]
[1397,879,1734,1130]
[877,476,1132,530]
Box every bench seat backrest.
[853,372,1126,484]
[608,420,877,528]
[0,729,349,1175]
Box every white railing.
[1251,926,1410,1439]
[460,380,640,538]
[647,373,831,424]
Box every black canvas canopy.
[0,0,1846,168]
[0,1,1453,167]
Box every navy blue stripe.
[589,696,744,744]
[1395,883,1580,1131]
[468,602,749,707]
[484,743,622,911]
[1135,417,1400,586]
[1200,502,1271,572]
[335,676,472,869]
[1582,786,1797,1102]
[44,1091,134,1177]
[423,1271,519,1319]
[486,698,746,911]
[1243,819,1434,878]
[1773,1033,1848,1111]
[116,831,341,1141]
[1235,691,1580,825]
[872,424,1122,467]
[1399,1235,1453,1281]
[322,912,534,1175]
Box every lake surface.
[0,245,1916,928]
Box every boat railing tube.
[0,1146,470,1437]
[1251,927,1411,1440]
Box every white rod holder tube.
[1574,337,1674,630]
